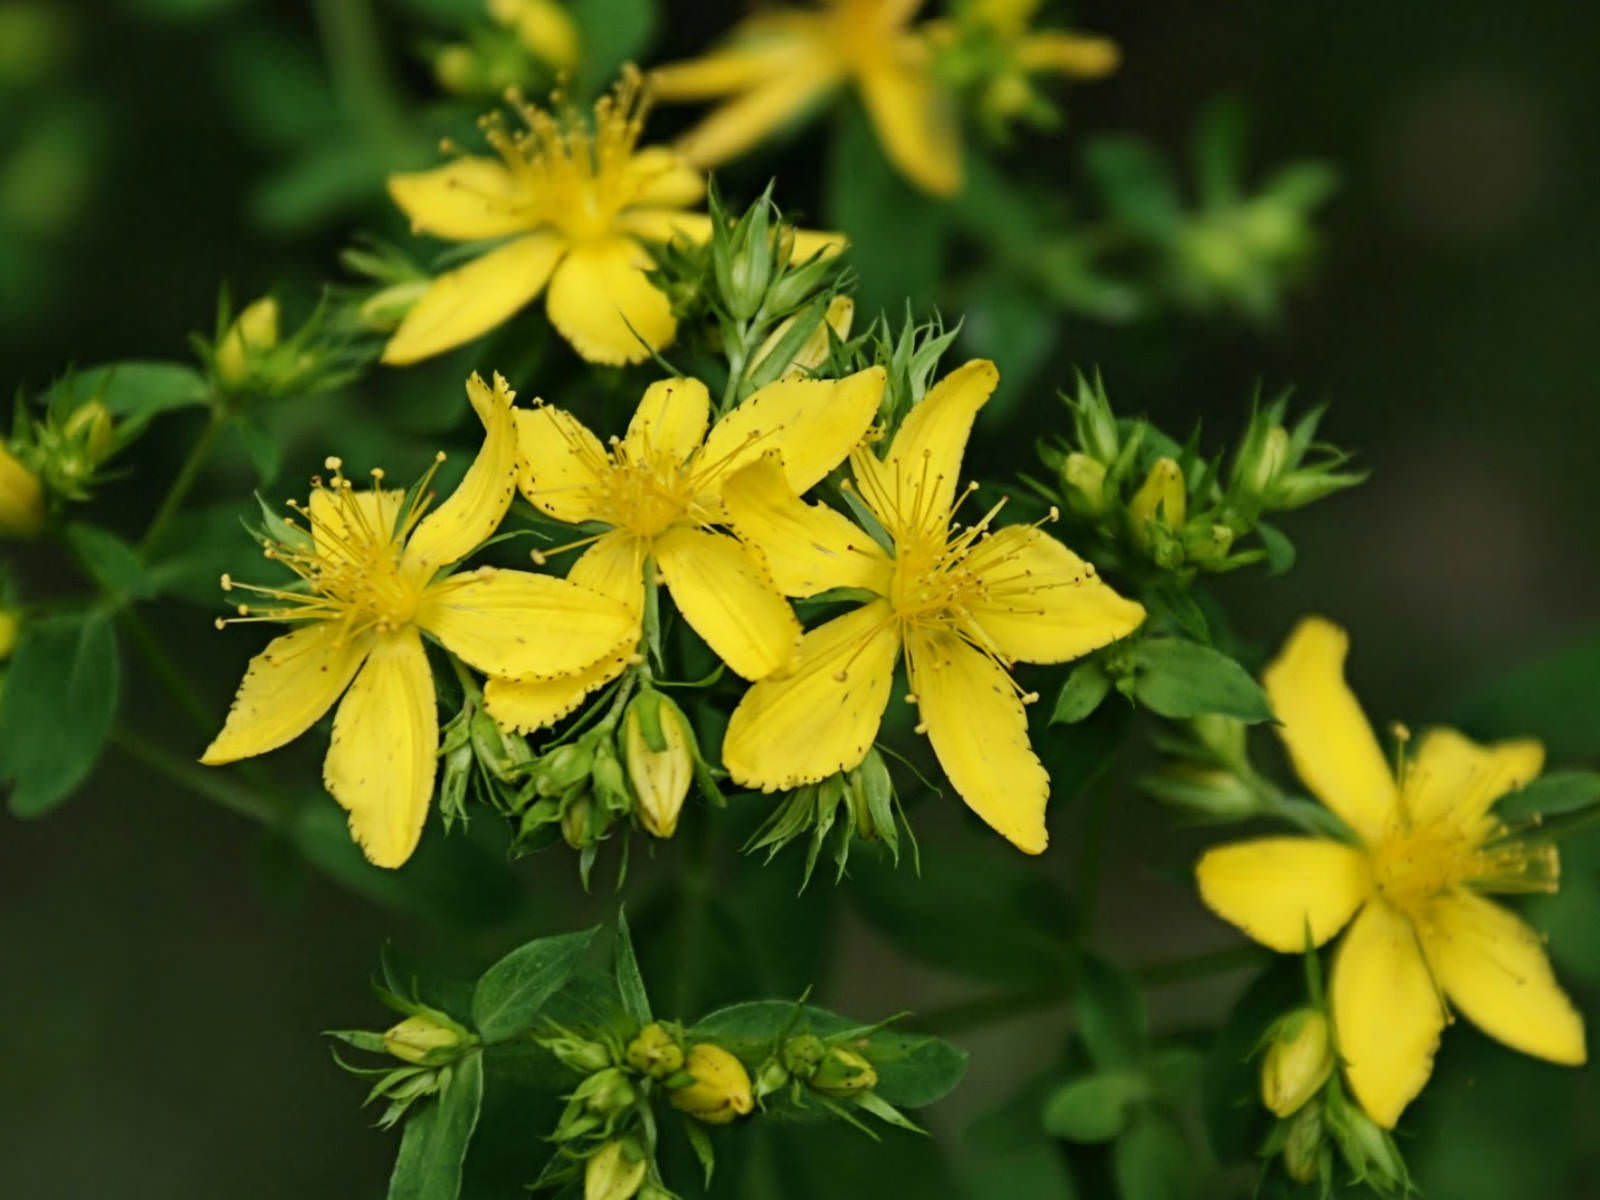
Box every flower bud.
[562,794,600,849]
[1260,1010,1334,1117]
[1143,764,1260,822]
[358,279,429,332]
[382,1013,466,1065]
[1060,452,1107,517]
[578,1066,637,1119]
[622,694,694,839]
[489,0,581,70]
[1128,457,1186,536]
[433,43,485,95]
[215,296,279,390]
[1181,521,1236,568]
[668,1043,755,1124]
[584,1139,647,1200]
[625,1022,685,1079]
[62,400,114,466]
[780,1033,826,1079]
[1326,1096,1409,1192]
[0,444,44,538]
[0,607,17,661]
[807,1045,877,1098]
[543,1032,614,1075]
[753,1055,790,1100]
[590,738,631,816]
[1281,1099,1325,1184]
[535,740,594,796]
[754,294,854,381]
[1249,426,1290,497]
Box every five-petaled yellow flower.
[934,0,1120,126]
[484,366,887,732]
[201,374,635,868]
[650,0,965,196]
[718,359,1146,852]
[383,71,712,367]
[1196,617,1586,1128]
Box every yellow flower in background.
[719,359,1145,853]
[0,442,44,538]
[946,0,1120,112]
[485,366,886,731]
[201,374,634,868]
[488,0,580,72]
[650,0,965,196]
[383,71,711,367]
[1196,617,1586,1128]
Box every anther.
[220,573,233,590]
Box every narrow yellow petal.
[404,372,519,573]
[698,365,886,494]
[854,358,997,537]
[755,294,854,381]
[650,39,816,100]
[514,405,612,524]
[382,233,567,366]
[1195,837,1373,952]
[1403,728,1545,832]
[624,146,706,209]
[545,237,676,365]
[417,567,633,680]
[855,50,963,196]
[616,209,717,246]
[788,228,849,262]
[966,526,1145,663]
[387,157,532,240]
[907,627,1049,853]
[721,452,892,597]
[624,377,711,469]
[670,57,841,168]
[1015,32,1120,78]
[722,601,899,789]
[1330,899,1445,1128]
[201,624,372,764]
[1262,616,1397,846]
[653,525,801,680]
[324,630,439,869]
[1424,889,1585,1066]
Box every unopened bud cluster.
[432,0,580,98]
[747,748,910,888]
[3,380,128,533]
[205,291,367,401]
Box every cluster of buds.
[1,382,124,535]
[746,748,915,888]
[1141,713,1276,823]
[1041,373,1362,575]
[747,1024,917,1132]
[430,0,580,98]
[201,291,369,402]
[328,997,479,1129]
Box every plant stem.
[119,609,215,735]
[313,0,409,157]
[139,410,222,555]
[111,728,277,825]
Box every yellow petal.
[324,630,439,869]
[653,525,801,680]
[625,146,706,209]
[788,228,849,262]
[624,377,711,469]
[1423,889,1585,1065]
[722,600,899,789]
[616,209,717,245]
[485,655,630,734]
[545,237,677,365]
[670,57,840,168]
[855,49,963,196]
[382,233,567,366]
[417,567,633,680]
[698,365,886,494]
[650,38,817,100]
[201,624,372,764]
[965,526,1145,663]
[514,405,612,524]
[853,358,997,537]
[906,627,1049,853]
[1262,616,1397,846]
[1015,32,1120,78]
[1195,837,1373,952]
[755,294,853,381]
[569,528,649,614]
[1404,728,1545,832]
[387,157,532,240]
[404,372,519,573]
[721,452,891,597]
[1330,899,1445,1128]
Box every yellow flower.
[1195,617,1586,1128]
[719,359,1145,853]
[383,71,712,367]
[488,0,581,72]
[201,373,635,868]
[955,0,1119,83]
[484,366,886,732]
[0,442,44,538]
[650,0,965,196]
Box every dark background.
[2,1,1596,1196]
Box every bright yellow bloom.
[719,359,1145,853]
[383,72,712,367]
[202,374,635,868]
[0,442,44,538]
[947,0,1120,99]
[1196,617,1586,1128]
[488,0,580,71]
[485,367,886,731]
[650,0,964,196]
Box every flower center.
[602,456,703,540]
[887,532,983,629]
[1369,818,1559,923]
[825,0,915,71]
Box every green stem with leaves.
[139,409,223,555]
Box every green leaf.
[1112,1110,1197,1200]
[1255,520,1295,575]
[1128,638,1272,722]
[1496,771,1600,825]
[1076,955,1148,1070]
[44,361,209,435]
[1083,137,1183,242]
[683,1114,716,1187]
[1452,631,1600,758]
[1041,1071,1149,1143]
[472,927,599,1041]
[613,908,652,1026]
[1051,661,1112,724]
[963,1077,1079,1200]
[571,0,658,95]
[65,524,155,599]
[388,1051,484,1200]
[0,612,120,817]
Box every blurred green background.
[2,1,1596,1197]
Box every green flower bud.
[808,1045,877,1098]
[780,1033,826,1079]
[584,1139,647,1200]
[590,738,631,816]
[215,296,279,390]
[535,740,594,796]
[1060,452,1107,517]
[357,279,429,332]
[625,1022,685,1078]
[0,444,43,538]
[1181,521,1236,568]
[622,695,694,839]
[1143,764,1261,822]
[1261,1010,1334,1117]
[1326,1096,1409,1193]
[0,607,17,661]
[669,1044,755,1125]
[562,794,601,849]
[62,400,114,466]
[382,1013,467,1065]
[1128,457,1187,539]
[753,1055,790,1100]
[543,1032,614,1075]
[1281,1099,1325,1184]
[578,1067,637,1118]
